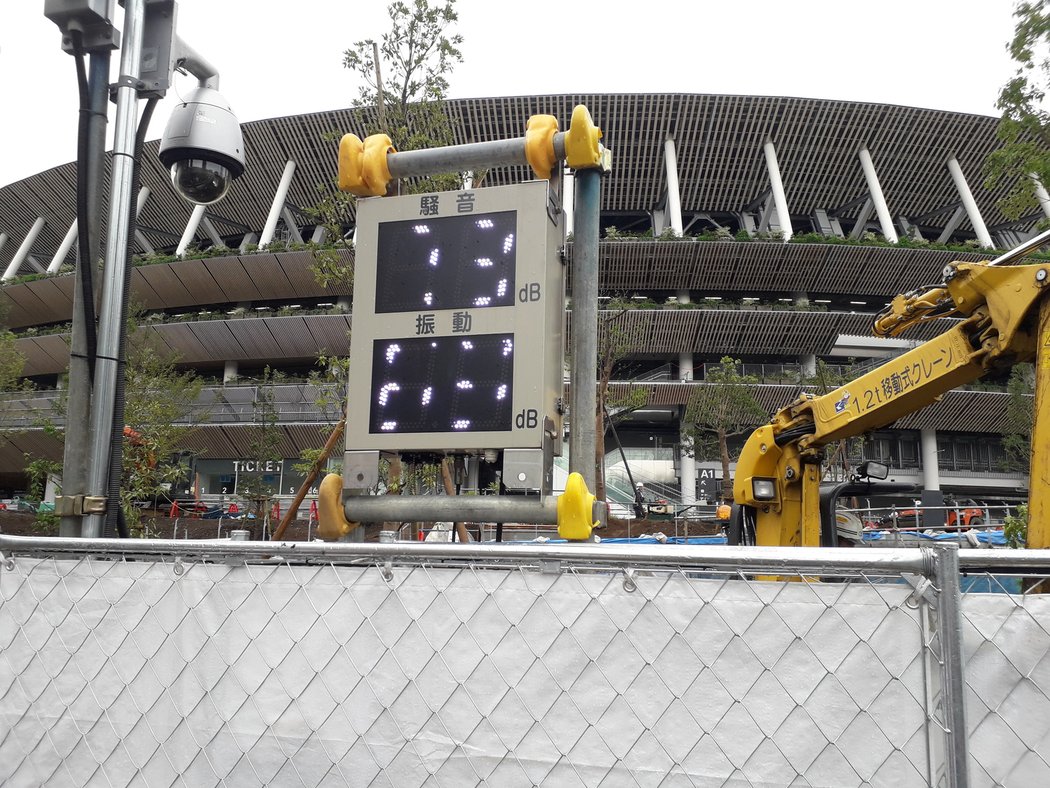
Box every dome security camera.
[159,86,245,205]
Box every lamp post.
[45,0,244,537]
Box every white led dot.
[381,421,397,431]
[421,387,432,406]
[385,344,401,363]
[456,380,474,389]
[475,257,494,267]
[461,340,474,349]
[429,249,440,266]
[476,218,494,229]
[413,224,430,234]
[378,382,401,406]
[496,384,507,400]
[474,296,491,306]
[452,419,471,430]
[503,234,514,254]
[423,292,433,306]
[496,278,508,298]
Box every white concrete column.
[763,137,793,240]
[2,217,46,281]
[563,169,575,238]
[48,220,79,273]
[176,204,208,257]
[793,292,816,377]
[1031,174,1050,221]
[310,224,329,245]
[920,428,941,492]
[857,146,899,243]
[133,186,153,254]
[200,215,224,247]
[664,135,684,236]
[239,232,259,253]
[281,207,304,244]
[0,233,7,255]
[946,157,993,248]
[677,289,696,506]
[462,171,473,190]
[259,160,297,247]
[223,360,239,384]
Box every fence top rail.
[0,533,941,575]
[957,549,1050,571]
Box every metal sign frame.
[346,180,564,455]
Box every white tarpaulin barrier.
[1,539,1048,786]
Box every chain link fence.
[956,557,1050,786]
[1,537,1043,786]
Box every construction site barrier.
[2,535,1049,786]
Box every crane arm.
[733,255,1050,548]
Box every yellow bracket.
[337,134,365,194]
[525,114,559,179]
[565,105,603,170]
[557,472,597,540]
[337,133,396,197]
[316,473,359,540]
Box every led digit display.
[374,211,517,313]
[370,333,514,433]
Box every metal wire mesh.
[958,571,1050,787]
[0,542,953,787]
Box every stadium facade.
[0,93,1043,509]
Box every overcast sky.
[0,0,1023,187]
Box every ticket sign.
[346,181,564,453]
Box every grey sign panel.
[346,181,564,454]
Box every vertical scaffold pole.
[569,168,600,490]
[931,544,969,787]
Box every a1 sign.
[345,181,565,453]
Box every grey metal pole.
[385,135,567,179]
[83,0,145,539]
[59,49,110,538]
[345,494,559,524]
[930,543,970,787]
[569,168,601,490]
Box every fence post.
[931,543,970,787]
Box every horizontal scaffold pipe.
[0,533,945,575]
[344,494,559,525]
[386,135,567,179]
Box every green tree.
[684,357,767,501]
[1003,362,1035,473]
[119,321,204,530]
[595,303,647,501]
[301,0,467,508]
[237,367,286,531]
[23,313,203,534]
[344,0,463,157]
[0,309,30,457]
[0,328,24,391]
[310,0,465,273]
[805,358,862,481]
[984,1,1050,223]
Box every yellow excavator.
[732,229,1050,549]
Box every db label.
[515,409,538,429]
